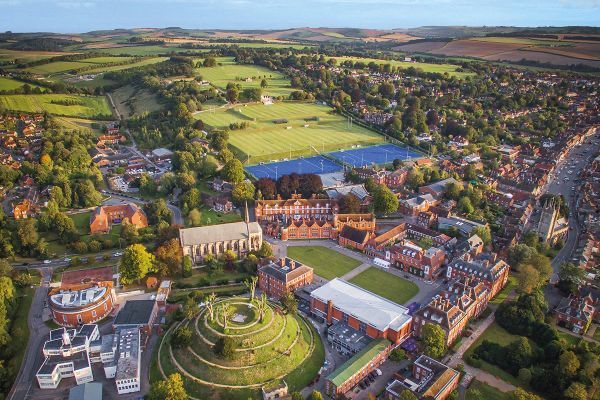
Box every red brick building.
[338,225,372,251]
[48,282,116,327]
[258,257,313,299]
[254,194,339,223]
[385,355,460,400]
[555,291,600,334]
[445,253,510,298]
[388,241,446,280]
[90,203,148,234]
[310,279,412,344]
[413,277,489,346]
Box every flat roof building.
[113,299,158,339]
[310,278,412,344]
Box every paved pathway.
[448,314,495,369]
[340,262,371,280]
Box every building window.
[77,314,83,324]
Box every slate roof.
[179,221,261,246]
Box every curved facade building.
[49,282,115,327]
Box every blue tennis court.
[328,143,421,167]
[246,155,343,179]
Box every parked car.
[43,260,51,264]
[359,381,367,390]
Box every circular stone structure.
[156,296,324,400]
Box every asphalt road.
[545,129,600,275]
[8,268,52,400]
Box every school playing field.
[0,94,112,118]
[197,101,384,163]
[195,57,294,98]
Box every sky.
[0,0,599,33]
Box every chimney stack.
[290,260,296,270]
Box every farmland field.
[25,61,91,75]
[24,56,168,77]
[82,57,168,74]
[91,45,201,56]
[0,94,112,118]
[329,56,474,77]
[196,101,383,162]
[0,49,72,63]
[78,56,135,64]
[0,77,42,92]
[195,56,293,98]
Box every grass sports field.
[349,267,419,305]
[330,56,474,78]
[0,94,112,118]
[196,57,293,98]
[287,246,361,280]
[197,101,383,163]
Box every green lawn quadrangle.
[0,94,112,118]
[197,101,383,163]
[286,246,361,280]
[349,267,419,305]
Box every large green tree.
[119,244,155,285]
[421,323,447,359]
[222,158,245,183]
[373,185,399,215]
[148,373,188,400]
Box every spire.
[245,201,251,242]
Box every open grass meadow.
[466,380,507,400]
[0,94,112,118]
[329,56,474,78]
[286,246,361,280]
[195,56,294,98]
[111,84,164,118]
[94,45,203,56]
[25,61,92,75]
[82,57,167,74]
[0,77,43,92]
[349,267,419,305]
[0,49,71,64]
[197,101,383,163]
